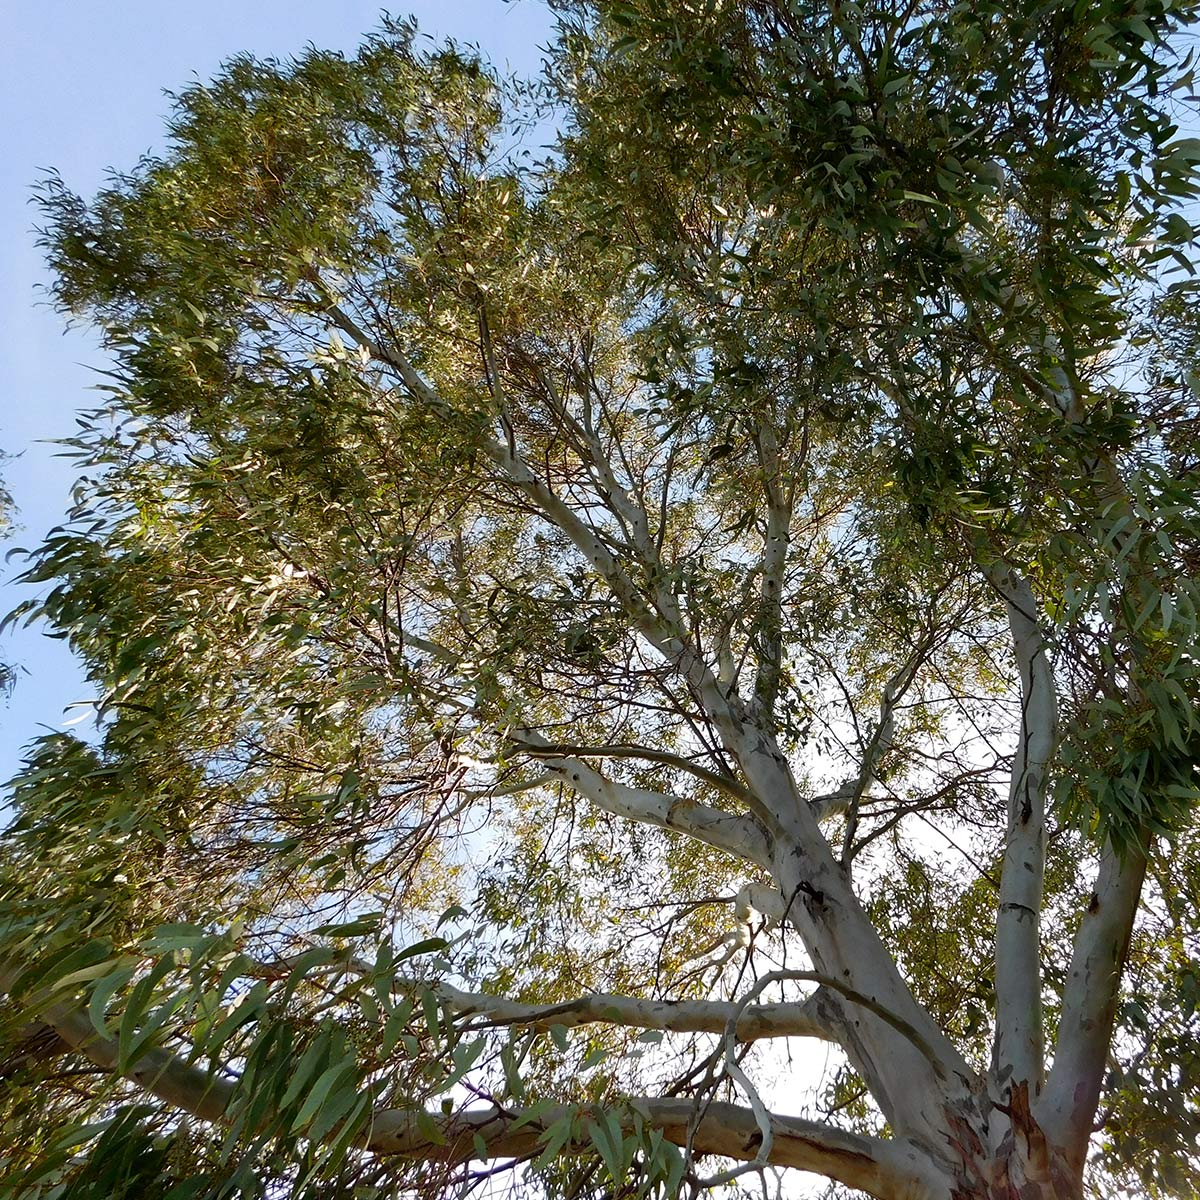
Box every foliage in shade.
[1,3,1199,1199]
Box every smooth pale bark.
[0,976,233,1126]
[1039,840,1148,1170]
[511,739,759,809]
[8,968,834,1068]
[737,879,788,922]
[990,568,1054,1096]
[433,982,836,1042]
[515,732,773,869]
[696,720,975,1149]
[768,839,974,1149]
[247,952,834,1042]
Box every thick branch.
[1039,840,1147,1168]
[247,954,832,1043]
[250,949,832,1042]
[0,974,233,1125]
[515,740,757,809]
[373,1100,951,1199]
[766,825,974,1145]
[436,984,834,1042]
[4,965,950,1199]
[989,567,1054,1094]
[512,731,772,869]
[30,1004,949,1197]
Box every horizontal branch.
[372,1099,950,1199]
[1,972,234,1125]
[7,969,947,1200]
[435,983,835,1042]
[246,941,830,1044]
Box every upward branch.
[1040,839,1148,1169]
[750,417,792,724]
[989,566,1054,1095]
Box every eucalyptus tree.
[2,4,1199,1199]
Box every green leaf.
[312,913,382,939]
[89,963,136,1037]
[395,936,450,962]
[290,1060,357,1133]
[534,1114,576,1170]
[587,1111,628,1182]
[581,1046,608,1070]
[382,999,415,1056]
[436,905,470,928]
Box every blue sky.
[0,2,557,780]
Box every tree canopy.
[2,3,1199,1199]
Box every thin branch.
[324,303,444,411]
[750,418,793,725]
[840,658,919,867]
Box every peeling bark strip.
[945,1085,1080,1200]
